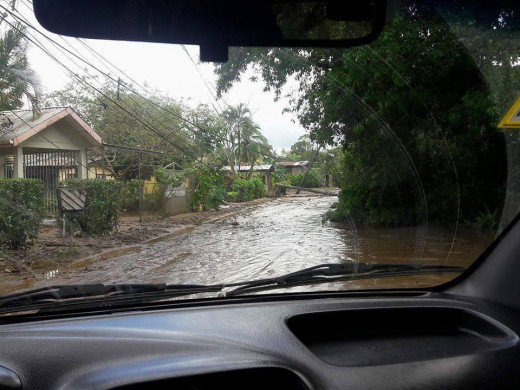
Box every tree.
[288,134,317,161]
[214,0,511,227]
[0,24,40,113]
[221,103,271,174]
[44,80,195,178]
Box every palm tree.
[239,119,271,177]
[0,23,41,114]
[223,104,271,175]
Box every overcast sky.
[16,1,305,150]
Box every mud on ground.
[0,197,275,277]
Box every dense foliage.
[215,0,515,227]
[0,179,45,249]
[44,83,273,178]
[288,169,321,188]
[230,177,266,202]
[187,165,227,211]
[62,179,122,236]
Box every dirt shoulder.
[0,196,274,278]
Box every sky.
[15,1,305,150]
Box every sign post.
[498,97,520,129]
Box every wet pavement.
[1,196,496,294]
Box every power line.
[14,1,283,164]
[7,3,197,139]
[7,1,286,169]
[0,13,209,170]
[181,44,224,114]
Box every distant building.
[220,164,274,173]
[277,161,309,175]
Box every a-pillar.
[13,147,24,178]
[0,154,4,178]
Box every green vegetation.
[120,180,142,212]
[0,179,45,249]
[288,169,321,188]
[215,1,514,227]
[188,166,227,211]
[230,177,266,202]
[62,179,122,236]
[0,24,40,111]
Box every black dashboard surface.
[0,292,519,389]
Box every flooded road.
[5,196,496,293]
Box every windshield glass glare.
[0,0,518,304]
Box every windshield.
[0,0,518,307]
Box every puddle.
[44,269,60,279]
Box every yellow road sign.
[498,96,520,129]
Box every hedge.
[0,178,45,249]
[230,177,266,202]
[288,169,321,188]
[61,179,122,236]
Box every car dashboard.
[0,292,519,389]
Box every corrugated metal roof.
[0,107,102,146]
[221,164,274,172]
[0,107,68,142]
[277,161,309,167]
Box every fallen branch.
[277,184,338,196]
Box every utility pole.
[116,77,121,100]
[138,151,142,222]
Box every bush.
[226,191,239,202]
[205,184,227,210]
[0,178,45,249]
[288,169,321,188]
[62,179,122,236]
[188,166,226,211]
[231,177,266,202]
[120,180,142,212]
[250,177,266,198]
[231,178,256,202]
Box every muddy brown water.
[1,196,495,295]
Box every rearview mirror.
[33,0,386,62]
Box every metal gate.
[4,151,80,216]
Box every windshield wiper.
[0,283,223,310]
[223,262,466,296]
[0,262,465,313]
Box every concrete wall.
[163,185,192,215]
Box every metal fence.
[4,151,80,216]
[2,146,186,219]
[90,145,169,221]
